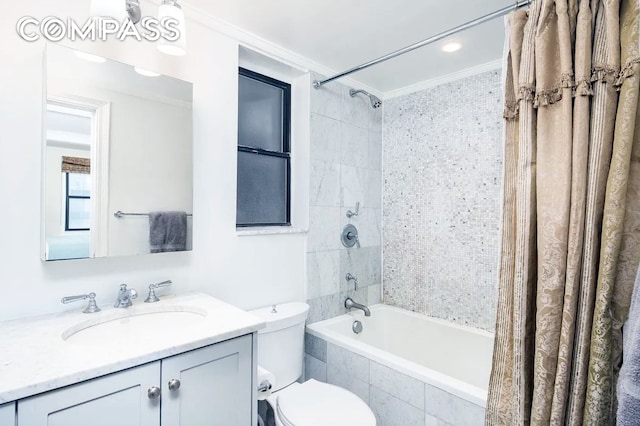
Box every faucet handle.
[145,280,172,303]
[61,292,101,314]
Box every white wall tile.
[308,206,342,252]
[310,73,342,120]
[310,160,340,207]
[327,343,370,382]
[342,86,370,129]
[326,365,370,404]
[304,354,327,383]
[370,386,425,426]
[307,251,340,298]
[370,361,425,410]
[310,113,341,163]
[341,165,367,208]
[340,123,369,169]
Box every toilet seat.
[273,379,376,426]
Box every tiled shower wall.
[306,73,383,323]
[382,70,503,331]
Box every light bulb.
[157,1,187,56]
[74,51,107,63]
[442,42,463,53]
[134,67,161,77]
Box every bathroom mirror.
[42,44,193,261]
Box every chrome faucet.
[144,280,173,303]
[114,284,138,308]
[344,297,371,317]
[345,273,358,290]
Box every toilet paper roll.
[257,365,276,401]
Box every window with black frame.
[236,68,291,227]
[65,172,91,231]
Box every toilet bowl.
[250,303,376,426]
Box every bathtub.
[305,305,494,425]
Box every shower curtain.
[486,0,640,424]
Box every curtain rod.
[312,1,532,89]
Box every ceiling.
[186,0,513,95]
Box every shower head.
[349,89,382,109]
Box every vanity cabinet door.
[0,402,15,426]
[161,335,253,426]
[17,363,160,426]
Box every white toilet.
[251,302,376,426]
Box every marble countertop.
[0,292,265,403]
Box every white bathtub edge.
[306,305,491,408]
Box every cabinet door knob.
[148,386,161,399]
[168,379,181,391]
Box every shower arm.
[312,0,532,89]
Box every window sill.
[236,226,307,237]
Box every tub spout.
[345,297,371,317]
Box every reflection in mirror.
[43,44,193,261]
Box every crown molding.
[383,59,503,100]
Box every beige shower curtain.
[486,0,640,424]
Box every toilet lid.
[276,380,376,426]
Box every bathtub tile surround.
[304,338,485,426]
[306,72,383,324]
[382,70,503,331]
[370,387,426,426]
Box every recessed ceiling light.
[442,42,463,53]
[74,51,106,63]
[134,67,161,77]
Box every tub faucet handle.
[345,273,358,290]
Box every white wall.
[0,0,305,321]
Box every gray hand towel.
[149,211,187,253]
[617,264,640,425]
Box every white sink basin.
[62,306,207,346]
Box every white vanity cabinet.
[16,335,253,426]
[0,402,16,425]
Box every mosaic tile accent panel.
[306,73,383,323]
[382,70,503,331]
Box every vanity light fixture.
[157,0,187,56]
[90,0,141,22]
[134,67,161,77]
[74,51,107,63]
[442,41,463,53]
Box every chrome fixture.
[271,304,278,314]
[312,1,532,89]
[168,378,181,391]
[344,297,371,317]
[346,273,358,291]
[126,0,141,24]
[341,224,360,248]
[114,210,193,219]
[257,380,273,393]
[158,0,188,56]
[148,386,161,400]
[90,0,187,55]
[144,280,173,303]
[349,89,382,109]
[346,201,360,218]
[352,320,363,334]
[114,284,138,308]
[61,293,101,314]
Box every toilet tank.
[250,302,309,392]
